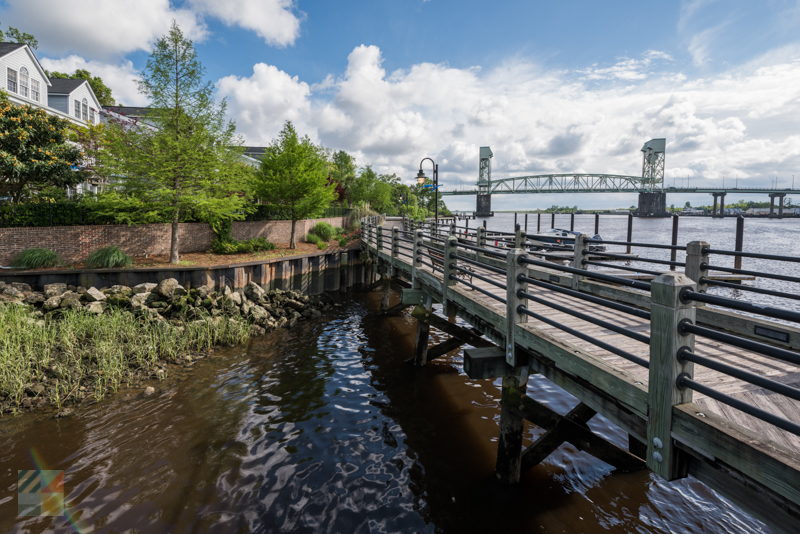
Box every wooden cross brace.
[517,395,645,473]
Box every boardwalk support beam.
[519,397,645,472]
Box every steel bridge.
[451,141,799,217]
[441,176,800,196]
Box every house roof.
[0,42,50,86]
[48,78,87,95]
[243,146,267,159]
[0,42,25,58]
[103,105,152,117]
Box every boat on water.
[526,228,606,252]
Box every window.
[19,67,28,98]
[6,68,17,93]
[82,98,88,121]
[89,108,95,124]
[74,99,81,118]
[31,79,40,101]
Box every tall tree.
[329,150,356,203]
[49,69,115,106]
[0,24,38,49]
[256,121,334,249]
[0,93,82,201]
[99,22,252,263]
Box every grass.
[86,246,133,269]
[11,248,61,269]
[0,305,250,412]
[310,221,335,241]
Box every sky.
[3,0,800,210]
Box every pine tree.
[99,22,252,263]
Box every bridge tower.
[635,138,668,217]
[475,146,494,217]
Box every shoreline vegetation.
[0,278,333,416]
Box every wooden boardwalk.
[364,219,800,531]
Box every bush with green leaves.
[11,248,61,269]
[85,246,132,269]
[211,237,276,255]
[338,236,349,247]
[310,222,335,241]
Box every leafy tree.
[98,23,253,263]
[49,69,115,106]
[0,25,38,49]
[329,150,356,203]
[256,121,335,248]
[0,92,82,201]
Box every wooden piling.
[537,213,541,232]
[413,294,433,366]
[626,213,633,254]
[570,212,575,231]
[734,215,744,270]
[551,212,555,229]
[594,212,600,235]
[670,214,679,271]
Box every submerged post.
[647,272,696,480]
[734,215,744,270]
[670,215,679,271]
[594,212,600,235]
[570,212,575,232]
[537,213,541,233]
[497,248,529,484]
[551,212,555,229]
[626,213,633,254]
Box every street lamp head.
[416,169,427,185]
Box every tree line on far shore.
[0,23,446,262]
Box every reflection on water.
[0,293,769,533]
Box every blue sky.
[3,0,800,210]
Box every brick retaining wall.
[0,217,346,265]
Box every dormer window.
[82,98,88,121]
[7,68,17,93]
[19,67,29,98]
[31,79,40,102]
[74,99,81,118]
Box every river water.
[0,288,773,533]
[478,213,800,312]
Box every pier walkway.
[362,217,800,532]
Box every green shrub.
[11,248,61,269]
[310,222,335,241]
[338,236,349,247]
[211,237,275,255]
[317,241,328,250]
[305,232,322,245]
[85,246,132,269]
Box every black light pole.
[416,157,439,228]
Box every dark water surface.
[1,292,770,533]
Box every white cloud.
[3,0,207,59]
[188,0,301,47]
[39,55,148,106]
[218,43,800,212]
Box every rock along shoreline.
[0,279,335,416]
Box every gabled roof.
[0,42,25,58]
[48,78,87,95]
[103,105,152,117]
[0,42,50,86]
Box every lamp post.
[416,157,439,228]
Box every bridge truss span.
[444,173,652,196]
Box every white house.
[0,41,99,127]
[48,78,101,126]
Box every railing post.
[443,235,458,315]
[571,233,588,290]
[412,229,423,285]
[647,272,696,480]
[514,224,524,249]
[497,248,529,484]
[391,227,399,274]
[376,225,384,254]
[477,225,487,262]
[505,249,528,367]
[684,240,709,293]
